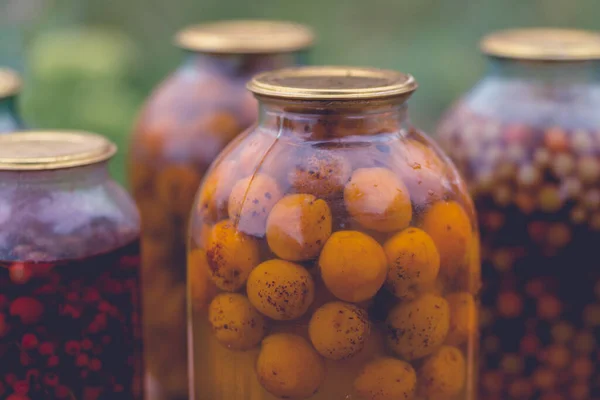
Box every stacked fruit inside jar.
[188,117,480,400]
[438,104,600,399]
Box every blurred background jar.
[0,131,143,399]
[437,29,600,400]
[0,68,23,132]
[128,20,314,400]
[188,66,480,400]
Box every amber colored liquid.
[0,241,143,400]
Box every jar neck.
[0,162,110,187]
[487,57,600,84]
[257,99,410,141]
[182,51,308,77]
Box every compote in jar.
[437,29,600,399]
[128,21,314,399]
[0,68,23,132]
[188,66,481,400]
[0,131,143,399]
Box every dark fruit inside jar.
[0,240,142,400]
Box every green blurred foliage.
[7,0,600,184]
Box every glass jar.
[0,131,142,399]
[0,68,23,132]
[188,66,480,400]
[128,20,314,400]
[437,29,600,399]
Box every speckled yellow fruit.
[246,259,315,320]
[354,357,417,400]
[207,293,266,351]
[228,173,283,237]
[288,149,352,198]
[308,301,370,360]
[196,160,239,222]
[418,346,466,400]
[319,231,388,303]
[188,249,217,311]
[445,292,477,346]
[392,138,449,207]
[386,293,450,360]
[266,194,332,261]
[383,227,440,300]
[344,167,412,232]
[421,201,472,275]
[205,220,260,291]
[256,333,325,399]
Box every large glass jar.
[437,29,600,400]
[188,66,480,400]
[0,131,143,399]
[0,68,23,132]
[128,20,314,400]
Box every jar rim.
[0,131,117,171]
[247,66,418,101]
[0,68,21,99]
[481,28,600,61]
[175,20,315,54]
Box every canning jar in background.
[437,29,600,399]
[0,131,143,399]
[0,68,23,132]
[128,20,314,400]
[188,66,480,400]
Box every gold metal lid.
[0,131,117,171]
[481,28,600,61]
[0,69,21,99]
[175,20,315,54]
[247,66,418,101]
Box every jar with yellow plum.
[128,20,314,400]
[0,68,23,132]
[188,66,480,400]
[437,29,600,399]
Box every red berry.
[75,353,89,367]
[6,394,30,400]
[89,358,102,371]
[13,380,29,394]
[81,339,93,350]
[38,342,54,356]
[79,370,88,378]
[101,335,111,345]
[4,373,17,385]
[21,333,38,350]
[9,263,33,284]
[94,314,107,330]
[54,385,70,398]
[114,384,124,392]
[98,301,112,313]
[42,373,58,387]
[66,292,79,302]
[88,322,100,334]
[64,340,80,355]
[0,313,10,337]
[83,288,100,302]
[60,305,80,319]
[47,355,59,367]
[9,298,44,324]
